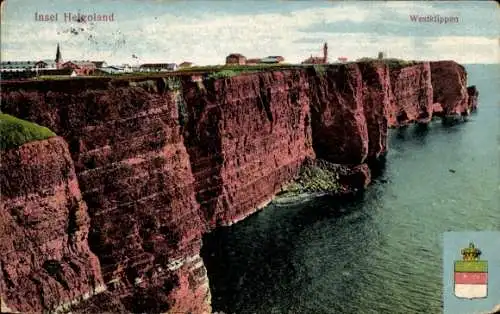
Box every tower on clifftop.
[323,42,328,63]
[55,43,62,69]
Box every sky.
[1,0,498,66]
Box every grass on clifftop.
[177,63,304,79]
[0,113,56,150]
[356,57,418,68]
[177,63,298,73]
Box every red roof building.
[226,53,246,65]
[301,42,328,65]
[191,75,203,82]
[61,61,96,75]
[246,58,261,65]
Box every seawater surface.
[201,64,500,314]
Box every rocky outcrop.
[307,64,368,165]
[0,60,476,313]
[387,62,434,127]
[181,71,314,229]
[467,85,479,112]
[430,61,470,118]
[0,137,104,313]
[359,61,391,160]
[0,80,210,313]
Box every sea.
[201,64,500,314]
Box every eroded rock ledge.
[0,60,477,313]
[0,137,104,313]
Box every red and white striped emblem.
[454,242,488,299]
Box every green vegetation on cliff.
[207,69,240,79]
[279,158,342,197]
[312,64,327,77]
[180,63,304,79]
[178,63,297,73]
[0,114,56,150]
[356,57,418,68]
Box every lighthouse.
[454,242,488,299]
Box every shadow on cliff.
[367,154,388,181]
[389,119,467,152]
[200,192,372,313]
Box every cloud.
[299,1,498,38]
[0,0,498,65]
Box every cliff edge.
[0,136,104,313]
[0,60,478,313]
[430,61,473,120]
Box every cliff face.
[181,71,314,228]
[359,62,391,160]
[430,61,470,117]
[0,81,210,313]
[308,64,369,165]
[388,62,434,127]
[0,137,103,313]
[306,62,391,189]
[0,60,476,313]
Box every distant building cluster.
[225,53,285,65]
[301,43,329,64]
[224,42,343,66]
[1,41,357,81]
[0,44,196,80]
[300,43,349,64]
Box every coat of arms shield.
[454,242,488,299]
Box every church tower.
[323,42,328,63]
[55,43,62,69]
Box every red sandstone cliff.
[387,62,434,127]
[1,81,210,313]
[430,61,470,117]
[467,85,479,112]
[0,60,476,313]
[0,137,103,313]
[307,64,369,165]
[181,71,315,229]
[359,61,391,160]
[306,64,374,189]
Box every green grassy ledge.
[278,158,342,197]
[0,113,56,150]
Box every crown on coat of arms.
[461,242,482,261]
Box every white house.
[139,63,178,72]
[97,64,134,74]
[98,66,124,74]
[259,56,285,64]
[120,64,133,73]
[34,59,58,69]
[0,61,37,72]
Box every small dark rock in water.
[449,169,456,173]
[379,179,388,183]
